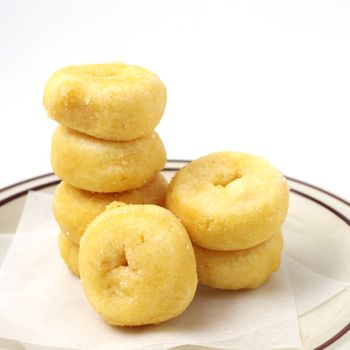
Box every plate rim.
[1,160,349,207]
[0,159,349,350]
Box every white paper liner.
[0,192,316,350]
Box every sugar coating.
[43,63,167,141]
[58,232,80,278]
[166,151,289,250]
[194,231,283,290]
[51,125,167,192]
[79,204,198,326]
[53,174,168,244]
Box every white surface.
[0,0,350,199]
[0,192,302,350]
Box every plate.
[0,160,350,350]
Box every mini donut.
[79,204,197,326]
[194,231,283,290]
[58,232,80,278]
[166,152,289,250]
[54,174,168,244]
[43,62,167,141]
[51,125,166,192]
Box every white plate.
[0,160,350,350]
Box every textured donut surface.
[194,231,283,290]
[166,152,289,250]
[54,174,168,244]
[51,125,166,192]
[79,204,197,326]
[43,63,167,141]
[58,232,80,277]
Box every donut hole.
[77,65,126,78]
[117,246,129,267]
[99,245,129,273]
[213,172,242,187]
[119,249,128,267]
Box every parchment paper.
[0,192,305,350]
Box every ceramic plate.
[0,160,350,350]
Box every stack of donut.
[44,62,198,327]
[43,63,169,278]
[166,151,289,290]
[43,62,289,327]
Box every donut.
[79,204,197,326]
[58,232,80,278]
[51,125,166,192]
[43,63,167,141]
[166,152,289,250]
[54,174,168,244]
[194,231,283,290]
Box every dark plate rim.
[1,160,349,207]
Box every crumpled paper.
[0,192,302,350]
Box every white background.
[1,0,349,200]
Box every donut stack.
[43,63,168,277]
[166,151,289,290]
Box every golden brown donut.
[54,174,168,244]
[51,125,166,192]
[166,152,289,250]
[194,231,283,290]
[43,63,167,141]
[58,232,80,278]
[79,204,197,326]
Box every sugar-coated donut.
[51,125,166,192]
[58,232,80,278]
[79,204,197,326]
[43,63,167,141]
[54,174,168,244]
[194,231,283,290]
[166,152,289,250]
